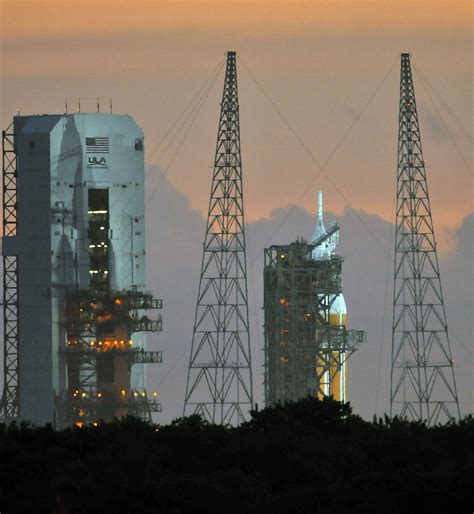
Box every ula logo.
[87,156,108,169]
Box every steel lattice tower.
[390,53,460,425]
[1,123,19,420]
[183,51,253,425]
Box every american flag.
[86,137,109,154]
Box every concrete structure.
[263,191,364,406]
[2,113,162,427]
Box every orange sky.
[2,1,470,39]
[1,1,472,248]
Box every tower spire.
[183,51,253,426]
[390,53,460,425]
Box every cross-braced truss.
[1,124,19,420]
[184,51,253,425]
[390,53,460,425]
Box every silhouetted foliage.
[0,397,472,513]
[243,395,361,431]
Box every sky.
[0,0,472,421]
[145,174,473,422]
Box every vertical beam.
[390,53,460,425]
[184,51,254,425]
[2,123,19,419]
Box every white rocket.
[311,190,347,401]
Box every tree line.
[0,397,472,513]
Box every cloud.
[451,212,474,260]
[145,174,473,422]
[1,0,471,422]
[0,171,470,422]
[423,107,447,143]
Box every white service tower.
[1,113,162,427]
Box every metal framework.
[64,290,163,335]
[390,53,460,425]
[264,241,364,405]
[183,51,253,425]
[1,123,19,420]
[57,289,163,427]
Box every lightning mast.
[390,53,460,424]
[183,51,253,425]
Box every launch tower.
[1,113,163,427]
[264,191,364,405]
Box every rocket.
[312,190,348,402]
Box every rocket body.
[313,191,347,403]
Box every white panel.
[11,113,147,424]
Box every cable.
[374,172,397,416]
[144,57,226,185]
[155,338,194,390]
[106,62,226,397]
[109,58,225,212]
[412,60,473,145]
[413,64,473,177]
[145,56,226,170]
[245,224,264,384]
[238,55,398,267]
[145,62,222,209]
[449,328,473,357]
[143,62,226,390]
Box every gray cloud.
[0,170,470,423]
[145,174,473,423]
[451,212,473,260]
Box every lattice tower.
[184,51,253,425]
[390,53,460,425]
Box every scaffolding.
[1,123,19,421]
[56,289,163,428]
[264,240,364,406]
